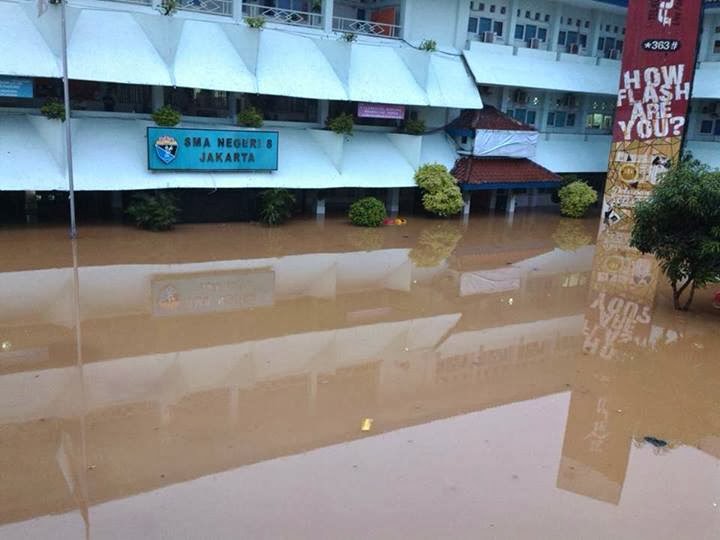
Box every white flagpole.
[59,0,78,238]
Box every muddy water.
[0,212,718,539]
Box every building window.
[700,120,713,134]
[515,24,524,40]
[605,24,610,32]
[538,27,547,41]
[525,24,537,40]
[558,31,566,45]
[468,17,478,32]
[714,40,720,54]
[534,12,540,20]
[247,95,318,123]
[490,4,495,13]
[586,112,613,130]
[167,87,228,118]
[479,2,485,11]
[567,113,576,126]
[71,81,152,113]
[525,10,531,18]
[614,26,619,33]
[585,21,590,28]
[494,21,504,36]
[479,17,492,33]
[500,6,506,15]
[526,110,537,125]
[567,18,572,25]
[545,14,550,22]
[547,112,555,125]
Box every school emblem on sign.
[154,135,178,164]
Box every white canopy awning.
[0,3,60,78]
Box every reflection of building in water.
[0,239,593,526]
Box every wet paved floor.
[0,211,718,539]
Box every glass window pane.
[525,24,537,40]
[515,24,525,40]
[558,31,566,45]
[555,111,567,127]
[566,31,578,45]
[526,110,536,125]
[468,17,478,32]
[479,17,492,32]
[538,27,547,41]
[494,21,504,36]
[700,120,713,134]
[579,33,587,47]
[567,113,576,126]
[547,112,555,126]
[514,109,527,122]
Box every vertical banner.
[602,0,703,227]
[585,0,704,359]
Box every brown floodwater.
[0,211,718,539]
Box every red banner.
[602,0,703,226]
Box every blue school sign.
[147,127,279,172]
[0,77,33,98]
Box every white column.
[698,14,715,63]
[400,1,412,41]
[322,0,333,34]
[489,189,498,210]
[233,0,243,23]
[316,194,326,216]
[507,0,519,46]
[152,86,164,110]
[462,191,471,224]
[387,188,400,218]
[590,11,602,58]
[548,2,562,52]
[506,190,517,214]
[228,92,237,122]
[317,99,329,126]
[539,91,552,132]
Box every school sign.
[147,127,279,172]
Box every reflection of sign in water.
[147,127,279,172]
[151,269,275,317]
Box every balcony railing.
[332,16,401,38]
[104,0,153,5]
[178,0,233,17]
[242,2,323,28]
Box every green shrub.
[419,39,437,52]
[126,193,180,231]
[157,0,177,15]
[340,32,357,43]
[422,184,464,217]
[327,112,354,136]
[349,197,387,227]
[403,118,425,135]
[41,99,65,121]
[152,105,181,127]
[558,181,598,218]
[414,163,463,217]
[258,189,295,226]
[237,106,264,128]
[245,16,265,28]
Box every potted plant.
[41,99,65,121]
[237,106,264,128]
[152,105,181,127]
[327,112,354,136]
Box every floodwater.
[0,211,718,540]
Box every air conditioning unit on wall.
[567,43,580,54]
[481,31,495,43]
[529,37,541,49]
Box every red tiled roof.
[451,157,562,185]
[448,106,536,132]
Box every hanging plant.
[403,118,425,135]
[327,112,354,136]
[157,0,178,16]
[419,39,437,52]
[41,99,66,121]
[152,105,181,127]
[245,16,266,29]
[237,106,264,128]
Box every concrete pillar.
[698,14,715,63]
[317,99,330,126]
[400,0,412,41]
[589,11,602,58]
[232,0,243,23]
[462,191,471,225]
[539,91,552,132]
[507,0,519,46]
[24,191,38,224]
[111,191,123,220]
[453,0,472,49]
[387,187,400,218]
[506,190,517,214]
[489,189,498,210]
[151,86,164,110]
[322,0,333,34]
[548,2,562,52]
[316,195,326,216]
[228,91,237,122]
[530,188,540,207]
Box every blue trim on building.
[460,181,561,191]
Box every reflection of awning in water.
[460,267,523,297]
[452,157,562,191]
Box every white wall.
[405,0,464,47]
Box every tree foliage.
[414,163,463,217]
[558,180,598,218]
[630,156,720,310]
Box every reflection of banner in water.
[152,269,275,317]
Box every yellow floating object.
[361,418,373,432]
